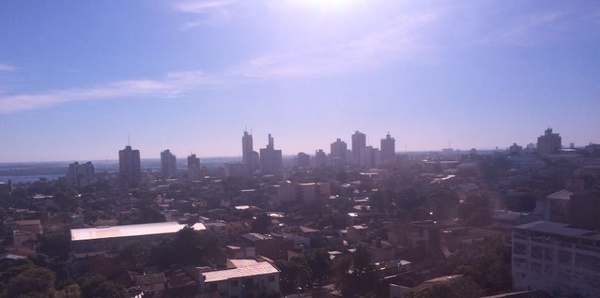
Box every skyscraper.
[381,133,396,165]
[537,128,562,156]
[352,131,366,165]
[119,145,141,188]
[160,149,177,179]
[242,130,258,175]
[187,154,201,180]
[259,134,283,176]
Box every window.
[268,275,275,282]
[230,280,239,287]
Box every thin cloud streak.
[174,0,236,13]
[0,71,220,114]
[0,64,17,72]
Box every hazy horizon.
[1,1,599,162]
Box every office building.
[381,133,396,165]
[352,131,366,165]
[161,149,177,179]
[537,128,562,156]
[513,221,600,297]
[259,134,283,176]
[187,154,201,180]
[66,161,95,188]
[119,145,141,188]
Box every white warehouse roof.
[71,221,205,241]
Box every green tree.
[1,267,56,298]
[403,276,484,298]
[456,238,512,294]
[334,245,383,297]
[80,274,125,298]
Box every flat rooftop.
[202,259,279,283]
[515,220,600,240]
[71,221,206,241]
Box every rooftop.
[71,222,206,241]
[546,189,573,201]
[516,220,600,239]
[202,259,279,283]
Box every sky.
[1,0,599,162]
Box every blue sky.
[1,0,599,162]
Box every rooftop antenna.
[128,135,131,146]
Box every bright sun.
[299,0,352,13]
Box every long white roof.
[71,222,206,241]
[202,260,279,283]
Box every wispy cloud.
[174,0,235,13]
[232,12,439,79]
[0,71,220,114]
[0,64,17,72]
[174,0,236,29]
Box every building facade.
[66,161,95,188]
[512,221,600,297]
[119,145,141,188]
[537,128,562,156]
[259,134,282,176]
[352,131,366,165]
[381,133,396,165]
[187,154,201,180]
[161,149,177,179]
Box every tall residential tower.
[119,145,141,188]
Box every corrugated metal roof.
[70,222,205,241]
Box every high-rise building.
[314,149,327,168]
[242,130,258,175]
[119,145,141,188]
[260,134,283,176]
[296,152,310,168]
[537,128,561,156]
[187,154,201,180]
[160,149,177,179]
[360,146,380,168]
[380,133,396,165]
[330,138,347,167]
[352,131,366,165]
[330,138,347,160]
[66,161,95,188]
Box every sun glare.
[298,0,354,13]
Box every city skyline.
[1,1,599,162]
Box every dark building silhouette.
[242,130,258,175]
[187,154,201,180]
[296,152,310,168]
[66,161,95,188]
[119,145,141,188]
[259,134,283,176]
[537,128,561,156]
[381,133,396,165]
[160,149,177,179]
[352,130,366,165]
